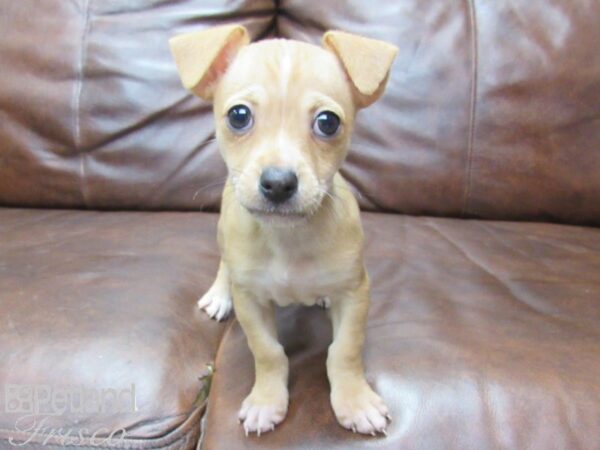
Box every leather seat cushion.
[0,208,223,449]
[202,212,600,449]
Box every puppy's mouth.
[239,186,327,225]
[245,205,308,222]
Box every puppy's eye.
[313,110,341,138]
[227,105,253,133]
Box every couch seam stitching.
[197,317,236,446]
[463,0,479,216]
[75,0,91,208]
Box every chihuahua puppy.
[170,25,397,436]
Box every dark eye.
[227,104,253,132]
[313,110,341,138]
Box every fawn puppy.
[170,24,397,436]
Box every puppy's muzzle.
[259,167,298,204]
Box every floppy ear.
[169,24,249,101]
[322,30,398,108]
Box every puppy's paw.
[331,381,390,436]
[238,389,288,436]
[197,286,232,321]
[316,296,331,309]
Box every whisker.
[192,178,228,200]
[318,188,345,222]
[191,167,246,201]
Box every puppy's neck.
[264,217,336,263]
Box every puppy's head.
[170,25,397,222]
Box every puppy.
[170,25,397,436]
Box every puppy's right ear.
[169,25,249,101]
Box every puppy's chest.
[233,254,353,306]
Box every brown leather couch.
[1,1,599,449]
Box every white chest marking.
[235,256,352,307]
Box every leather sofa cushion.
[0,208,223,449]
[202,212,600,449]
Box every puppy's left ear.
[169,24,249,101]
[323,31,398,108]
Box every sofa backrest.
[1,0,599,225]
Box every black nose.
[259,167,298,204]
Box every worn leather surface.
[0,208,223,449]
[1,0,600,224]
[203,212,600,449]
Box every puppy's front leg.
[328,274,390,435]
[233,284,289,436]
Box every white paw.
[316,296,331,309]
[331,382,391,436]
[238,390,288,436]
[197,286,232,321]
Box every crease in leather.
[472,221,557,272]
[84,95,196,155]
[76,0,92,208]
[424,221,600,339]
[423,220,575,325]
[252,7,279,42]
[277,5,327,35]
[462,0,479,216]
[93,1,276,17]
[473,221,600,285]
[181,5,276,24]
[548,112,600,135]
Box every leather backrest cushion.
[0,0,274,211]
[1,0,599,224]
[280,0,600,224]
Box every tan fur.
[169,25,249,100]
[170,25,397,436]
[323,30,398,107]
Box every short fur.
[170,25,398,436]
